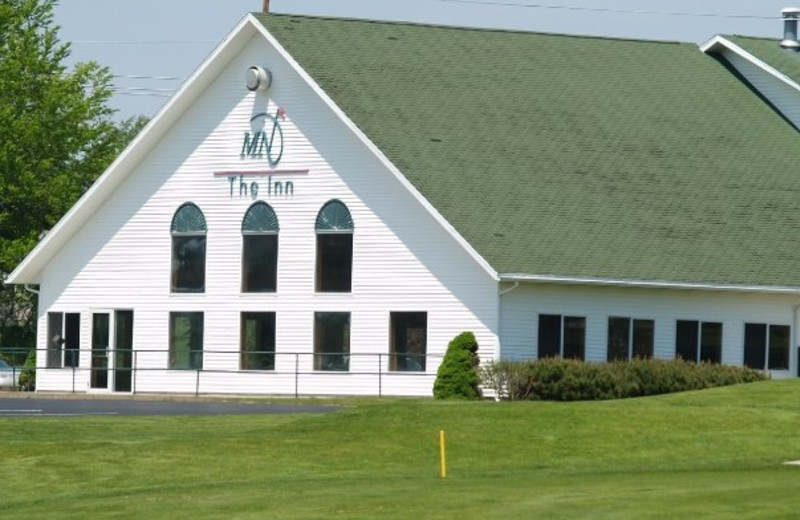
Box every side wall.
[500,282,798,376]
[34,34,498,396]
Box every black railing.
[0,348,442,397]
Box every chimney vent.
[263,0,270,13]
[781,7,800,50]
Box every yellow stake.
[439,430,447,478]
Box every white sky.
[53,0,799,120]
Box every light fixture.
[245,66,272,91]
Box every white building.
[8,11,800,395]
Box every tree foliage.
[433,331,481,400]
[0,0,147,354]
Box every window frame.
[537,314,586,361]
[389,312,427,372]
[744,323,790,371]
[607,317,654,362]
[675,320,722,364]
[168,312,204,370]
[46,312,81,369]
[170,202,207,293]
[313,312,351,372]
[314,200,354,293]
[240,312,276,371]
[241,201,279,293]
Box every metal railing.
[0,348,443,397]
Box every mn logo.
[241,107,285,166]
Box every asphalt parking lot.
[0,395,339,417]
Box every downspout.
[24,284,39,295]
[499,281,519,296]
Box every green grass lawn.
[3,380,800,519]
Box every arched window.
[242,201,279,292]
[171,203,207,293]
[315,200,353,292]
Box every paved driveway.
[0,396,338,417]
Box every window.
[675,320,722,363]
[169,312,204,369]
[315,200,353,292]
[538,314,585,360]
[171,203,207,293]
[241,312,276,370]
[744,323,789,371]
[314,312,350,371]
[390,312,427,372]
[46,312,80,368]
[242,202,279,292]
[607,317,654,361]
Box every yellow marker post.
[439,430,447,478]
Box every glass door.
[91,310,134,392]
[90,313,110,389]
[114,311,134,392]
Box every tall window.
[607,317,654,361]
[538,314,585,360]
[169,312,204,369]
[242,202,279,292]
[315,200,353,292]
[744,323,789,371]
[314,312,350,371]
[46,312,80,368]
[675,320,722,364]
[171,203,207,293]
[390,312,427,372]
[241,312,276,370]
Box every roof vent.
[781,7,800,50]
[245,66,272,92]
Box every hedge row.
[480,357,768,401]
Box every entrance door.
[90,311,134,392]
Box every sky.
[52,0,798,120]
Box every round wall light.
[245,66,272,92]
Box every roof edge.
[252,14,500,282]
[6,15,264,285]
[700,35,800,94]
[500,273,800,295]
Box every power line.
[113,74,184,81]
[425,0,778,20]
[71,39,217,45]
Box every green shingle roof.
[256,13,800,288]
[726,35,800,87]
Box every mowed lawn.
[3,381,800,519]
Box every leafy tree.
[0,0,147,357]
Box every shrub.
[480,358,767,401]
[18,349,36,391]
[433,331,481,400]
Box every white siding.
[500,282,798,376]
[35,35,498,397]
[720,48,800,130]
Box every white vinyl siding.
[34,36,498,397]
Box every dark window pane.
[242,235,278,292]
[700,322,722,364]
[315,234,353,292]
[241,312,276,370]
[114,310,134,393]
[64,313,81,368]
[47,312,64,369]
[171,236,206,292]
[744,323,766,369]
[538,314,561,359]
[768,325,790,370]
[390,312,427,372]
[632,319,654,359]
[607,317,630,362]
[676,320,699,362]
[563,317,585,360]
[314,312,350,371]
[91,313,110,389]
[169,312,204,370]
